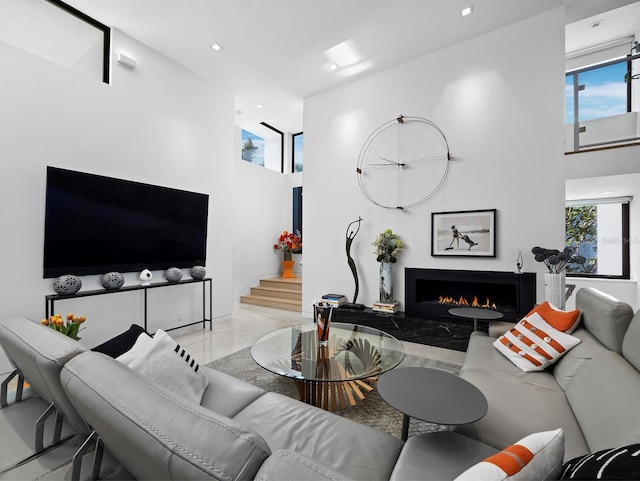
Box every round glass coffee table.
[252,322,405,411]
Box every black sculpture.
[343,217,366,310]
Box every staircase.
[240,277,302,312]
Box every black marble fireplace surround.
[332,268,536,352]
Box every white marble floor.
[174,303,466,367]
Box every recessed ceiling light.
[328,63,339,71]
[461,6,473,17]
[256,104,263,109]
[599,191,614,195]
[210,43,223,51]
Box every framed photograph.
[431,209,496,257]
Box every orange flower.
[79,315,86,323]
[41,319,48,325]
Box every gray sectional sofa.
[0,286,638,480]
[455,287,640,463]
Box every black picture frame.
[431,209,496,257]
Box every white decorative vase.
[544,272,566,309]
[379,262,393,302]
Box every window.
[292,132,303,172]
[0,0,110,83]
[565,50,639,153]
[565,198,630,278]
[240,124,284,172]
[241,129,265,166]
[293,187,302,237]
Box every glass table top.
[251,322,405,382]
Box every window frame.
[565,199,630,280]
[292,131,303,173]
[46,0,111,84]
[259,122,284,173]
[565,53,640,153]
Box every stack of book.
[372,300,400,313]
[321,293,347,307]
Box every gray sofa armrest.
[255,450,344,481]
[0,318,89,434]
[61,351,271,481]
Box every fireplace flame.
[438,294,496,309]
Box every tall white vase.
[544,272,566,309]
[379,262,393,302]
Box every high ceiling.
[64,0,639,133]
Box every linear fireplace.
[405,268,536,322]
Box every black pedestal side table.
[377,367,488,441]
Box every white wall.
[0,29,235,373]
[233,128,303,299]
[301,9,567,317]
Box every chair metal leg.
[53,411,65,445]
[1,368,23,408]
[91,436,104,480]
[72,430,99,481]
[15,372,25,403]
[35,403,56,453]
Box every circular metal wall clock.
[356,115,451,210]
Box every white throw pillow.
[118,329,208,404]
[493,312,581,372]
[455,429,564,481]
[116,332,153,365]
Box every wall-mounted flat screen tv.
[43,166,209,278]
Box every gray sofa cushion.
[563,349,640,453]
[234,391,403,481]
[552,328,608,390]
[255,450,344,481]
[622,310,640,371]
[458,332,589,461]
[575,287,633,353]
[61,351,271,481]
[200,367,265,418]
[390,431,498,481]
[0,318,88,434]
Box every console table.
[45,278,212,333]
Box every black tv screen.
[43,166,209,278]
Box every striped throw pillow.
[455,429,564,480]
[493,312,581,372]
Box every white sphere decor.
[53,274,82,295]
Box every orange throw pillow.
[527,302,580,333]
